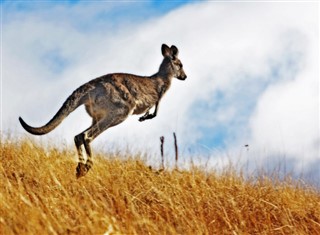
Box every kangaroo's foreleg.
[139,86,165,122]
[139,102,159,122]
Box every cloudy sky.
[1,1,319,183]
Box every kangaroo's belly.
[132,99,153,115]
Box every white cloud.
[249,44,319,173]
[2,2,319,181]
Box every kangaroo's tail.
[19,83,93,135]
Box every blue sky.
[2,0,196,22]
[1,1,319,183]
[2,0,197,73]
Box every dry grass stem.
[1,138,319,234]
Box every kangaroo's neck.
[150,72,173,92]
[151,60,174,89]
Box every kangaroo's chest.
[132,98,154,115]
[131,82,169,115]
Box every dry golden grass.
[1,137,319,235]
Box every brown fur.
[19,44,187,177]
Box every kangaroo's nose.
[178,75,187,80]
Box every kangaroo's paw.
[139,114,156,122]
[76,162,89,178]
[139,112,149,122]
[139,116,146,122]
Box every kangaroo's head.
[159,44,187,80]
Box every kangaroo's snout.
[178,72,187,80]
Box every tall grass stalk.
[1,138,319,234]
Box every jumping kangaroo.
[19,44,187,178]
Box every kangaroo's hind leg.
[74,118,99,175]
[75,113,130,178]
[74,130,93,178]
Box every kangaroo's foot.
[139,113,156,122]
[76,162,91,178]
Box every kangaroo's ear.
[161,44,171,57]
[170,45,179,57]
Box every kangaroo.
[19,44,187,178]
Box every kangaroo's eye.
[174,62,182,69]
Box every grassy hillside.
[1,138,319,235]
